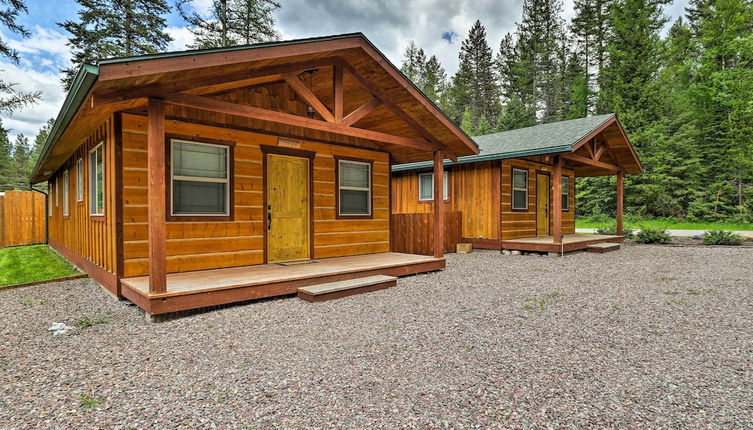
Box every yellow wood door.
[536,174,550,236]
[266,154,310,263]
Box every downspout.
[30,183,48,244]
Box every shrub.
[634,226,672,244]
[702,230,744,246]
[595,221,635,239]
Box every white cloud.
[6,26,70,68]
[166,26,195,51]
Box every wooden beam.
[164,93,437,152]
[433,151,445,258]
[147,98,166,294]
[333,63,344,122]
[594,140,605,161]
[282,72,335,122]
[342,97,382,126]
[584,138,595,159]
[94,57,341,106]
[339,61,458,162]
[616,170,624,236]
[561,153,620,172]
[552,156,563,244]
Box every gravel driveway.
[1,245,751,429]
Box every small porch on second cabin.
[499,234,623,253]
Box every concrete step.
[297,275,397,302]
[587,242,621,253]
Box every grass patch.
[78,394,104,409]
[0,245,80,286]
[77,316,111,329]
[576,219,753,231]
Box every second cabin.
[391,114,643,254]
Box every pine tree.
[422,55,448,104]
[571,0,613,114]
[28,118,54,175]
[448,20,500,130]
[60,0,172,90]
[0,0,39,113]
[11,133,29,187]
[496,33,537,130]
[178,0,280,49]
[0,119,13,190]
[400,41,427,88]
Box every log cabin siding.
[120,113,390,277]
[47,117,118,293]
[391,158,575,241]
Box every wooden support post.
[333,63,344,123]
[433,151,444,258]
[616,170,624,236]
[552,155,563,244]
[147,98,167,294]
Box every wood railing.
[390,211,462,256]
[0,191,46,248]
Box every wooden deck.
[120,252,444,315]
[499,234,623,253]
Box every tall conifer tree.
[178,0,280,49]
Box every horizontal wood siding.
[0,191,46,247]
[500,159,575,240]
[120,113,389,277]
[390,212,462,255]
[48,118,118,287]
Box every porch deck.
[120,252,444,315]
[499,234,623,253]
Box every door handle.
[267,205,272,230]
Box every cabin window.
[562,176,570,211]
[76,158,83,202]
[48,182,52,216]
[512,168,528,210]
[338,159,371,216]
[418,171,449,201]
[62,170,69,216]
[89,142,105,215]
[171,139,230,216]
[54,176,58,207]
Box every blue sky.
[1,0,689,141]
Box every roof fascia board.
[30,64,99,183]
[391,145,573,172]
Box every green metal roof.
[392,113,616,171]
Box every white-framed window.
[62,170,69,216]
[48,182,53,217]
[76,158,84,202]
[562,176,570,211]
[89,142,105,215]
[512,168,528,210]
[337,159,371,216]
[170,139,230,216]
[55,176,59,207]
[418,171,449,201]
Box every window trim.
[48,181,53,217]
[62,169,69,217]
[75,158,84,202]
[561,175,570,212]
[169,138,233,219]
[165,134,235,222]
[335,156,373,219]
[417,171,450,202]
[54,176,59,207]
[511,167,529,211]
[88,141,106,217]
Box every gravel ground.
[1,244,751,429]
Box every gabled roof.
[392,114,643,176]
[31,33,478,183]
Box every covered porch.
[500,234,623,253]
[120,252,444,315]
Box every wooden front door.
[266,154,310,263]
[536,174,550,236]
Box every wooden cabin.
[30,34,478,316]
[391,114,643,253]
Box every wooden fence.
[0,191,46,247]
[390,211,462,256]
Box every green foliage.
[634,226,672,244]
[77,316,112,329]
[0,245,81,286]
[400,42,449,106]
[178,0,280,49]
[702,230,744,246]
[0,0,39,114]
[594,221,635,239]
[59,0,173,90]
[78,394,104,409]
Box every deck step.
[297,275,397,302]
[587,242,621,253]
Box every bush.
[595,221,635,239]
[634,226,672,244]
[702,230,744,246]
